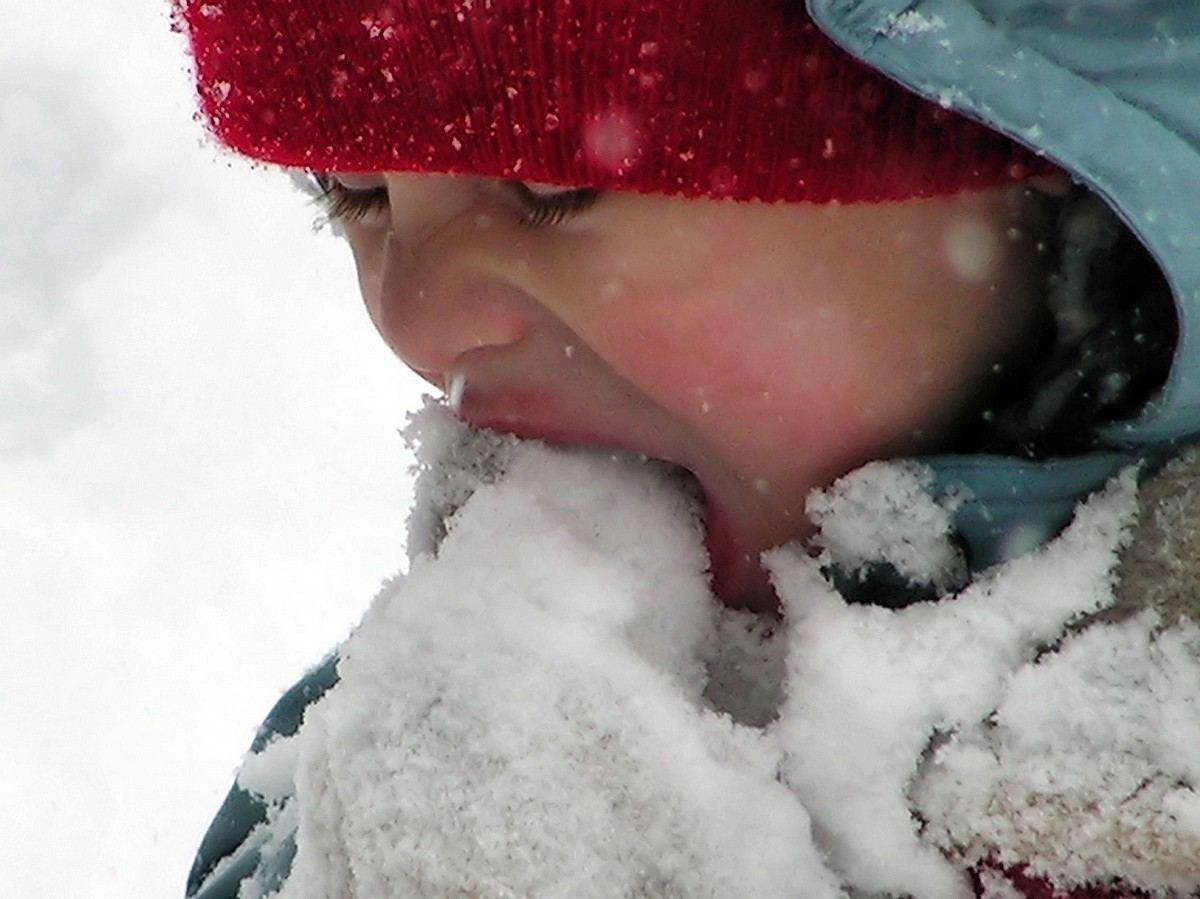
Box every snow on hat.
[174,0,1055,203]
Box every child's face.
[334,174,1050,610]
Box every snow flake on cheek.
[944,217,1002,285]
[599,278,625,300]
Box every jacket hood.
[809,0,1200,568]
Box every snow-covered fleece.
[187,408,1200,899]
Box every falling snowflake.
[583,110,641,174]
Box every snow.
[771,467,1143,898]
[884,10,947,39]
[268,409,841,899]
[2,3,420,898]
[945,217,1003,285]
[914,612,1200,893]
[231,410,1198,898]
[805,460,965,592]
[583,110,642,174]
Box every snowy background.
[2,3,424,896]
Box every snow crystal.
[805,460,965,593]
[238,733,302,804]
[945,217,1001,285]
[977,868,1026,899]
[884,10,947,39]
[401,405,519,559]
[702,609,787,728]
[583,110,641,174]
[600,278,624,299]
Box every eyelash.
[509,182,600,228]
[309,174,600,229]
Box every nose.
[364,174,538,379]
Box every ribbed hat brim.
[174,0,1055,202]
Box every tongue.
[703,500,777,613]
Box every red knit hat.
[174,0,1054,203]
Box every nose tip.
[369,228,534,378]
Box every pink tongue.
[702,500,775,611]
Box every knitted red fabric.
[971,861,1153,899]
[174,0,1057,202]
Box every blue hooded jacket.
[809,0,1200,567]
[185,3,1200,896]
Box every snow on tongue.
[263,406,841,899]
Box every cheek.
[346,226,389,327]
[592,281,773,403]
[588,274,852,453]
[587,268,977,483]
[581,238,784,389]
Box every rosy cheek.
[608,295,917,469]
[593,306,784,465]
[606,298,771,409]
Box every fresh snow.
[884,10,948,39]
[805,459,965,592]
[233,408,1198,898]
[266,409,840,899]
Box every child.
[175,2,1200,897]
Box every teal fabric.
[810,0,1200,568]
[186,655,339,899]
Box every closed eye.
[307,172,599,229]
[507,181,600,228]
[310,172,390,224]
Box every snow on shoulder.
[237,405,1198,898]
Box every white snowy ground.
[2,3,423,897]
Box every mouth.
[455,402,777,613]
[656,466,774,611]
